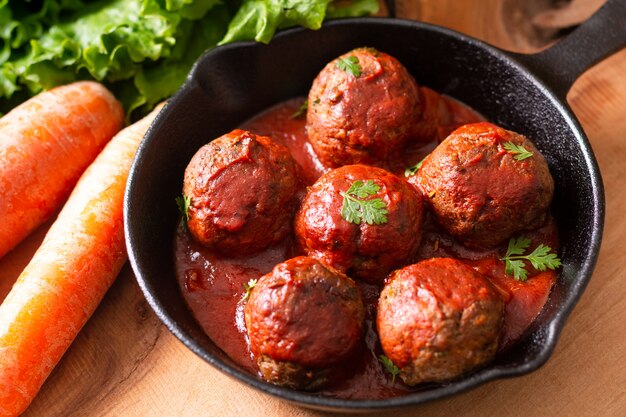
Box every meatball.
[377,258,504,386]
[306,47,421,168]
[410,122,554,248]
[183,129,302,254]
[295,164,423,284]
[244,256,365,390]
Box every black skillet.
[124,0,625,411]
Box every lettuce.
[0,0,378,118]
[220,0,379,44]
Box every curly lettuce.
[0,0,378,118]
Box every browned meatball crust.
[377,258,504,386]
[306,47,421,168]
[295,164,423,284]
[244,256,365,390]
[410,122,554,248]
[183,129,302,254]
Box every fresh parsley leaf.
[239,278,258,303]
[176,195,191,229]
[378,355,400,384]
[342,198,361,224]
[361,198,387,225]
[404,157,426,177]
[336,55,362,77]
[505,258,528,281]
[348,179,379,198]
[291,99,308,119]
[526,244,563,271]
[505,236,531,257]
[340,180,388,225]
[503,141,534,161]
[501,236,562,281]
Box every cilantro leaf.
[341,180,388,225]
[503,141,534,161]
[501,236,561,281]
[175,194,191,229]
[378,355,400,384]
[336,55,362,77]
[291,99,308,119]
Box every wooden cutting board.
[2,1,625,416]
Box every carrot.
[0,81,124,259]
[0,103,164,417]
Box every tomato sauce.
[173,96,558,399]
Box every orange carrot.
[0,103,164,417]
[0,81,124,259]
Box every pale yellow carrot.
[0,103,164,417]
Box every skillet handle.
[511,0,626,99]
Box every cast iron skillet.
[125,0,625,411]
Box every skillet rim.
[125,16,605,411]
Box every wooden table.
[2,1,625,416]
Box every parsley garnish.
[340,180,388,225]
[503,141,533,161]
[239,278,258,303]
[291,99,307,119]
[336,55,362,77]
[175,194,191,229]
[501,236,562,281]
[404,157,426,177]
[378,355,400,384]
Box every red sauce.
[174,96,558,399]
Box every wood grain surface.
[2,1,625,416]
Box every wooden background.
[1,0,624,415]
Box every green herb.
[175,195,191,229]
[341,180,388,225]
[378,355,400,384]
[336,55,362,77]
[404,157,426,177]
[291,99,308,119]
[501,236,562,281]
[239,278,258,303]
[503,141,534,161]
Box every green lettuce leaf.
[0,0,378,118]
[131,5,231,115]
[219,0,330,44]
[327,0,379,18]
[220,0,378,44]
